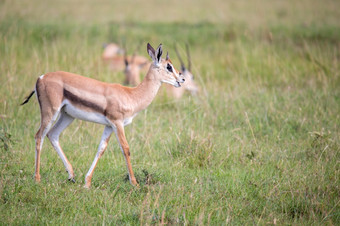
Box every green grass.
[1,0,340,224]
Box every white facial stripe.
[161,79,180,88]
[173,68,180,79]
[166,63,179,79]
[174,71,180,79]
[161,80,175,86]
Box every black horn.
[174,44,186,72]
[121,38,128,66]
[186,43,192,72]
[131,40,143,65]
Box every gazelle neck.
[130,66,162,113]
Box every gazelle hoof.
[68,178,76,183]
[35,175,41,182]
[131,180,139,188]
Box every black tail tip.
[20,90,35,106]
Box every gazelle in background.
[102,42,149,72]
[166,44,199,99]
[102,42,126,71]
[21,43,185,188]
[102,43,124,60]
[123,45,151,87]
[124,54,147,87]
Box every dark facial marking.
[167,63,173,72]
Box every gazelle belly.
[63,101,109,125]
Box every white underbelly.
[124,113,137,126]
[63,102,109,125]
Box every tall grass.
[1,0,339,224]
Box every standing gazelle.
[21,43,185,188]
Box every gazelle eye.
[166,63,173,72]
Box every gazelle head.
[175,44,199,95]
[180,69,199,95]
[102,43,124,59]
[124,57,144,87]
[123,43,149,87]
[147,43,185,88]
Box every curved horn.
[186,43,192,71]
[174,44,186,72]
[122,38,128,67]
[131,40,143,65]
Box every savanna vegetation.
[0,0,339,224]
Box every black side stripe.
[63,89,105,114]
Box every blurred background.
[0,0,339,224]
[2,0,339,26]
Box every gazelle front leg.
[114,121,138,187]
[84,126,113,188]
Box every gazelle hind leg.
[84,126,113,188]
[47,111,75,181]
[34,109,60,182]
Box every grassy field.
[1,0,339,224]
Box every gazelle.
[166,44,198,99]
[102,43,124,60]
[124,51,150,87]
[103,42,150,72]
[21,43,185,188]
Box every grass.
[1,0,340,224]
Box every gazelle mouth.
[175,81,181,88]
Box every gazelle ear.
[147,43,156,62]
[166,51,169,61]
[155,43,163,63]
